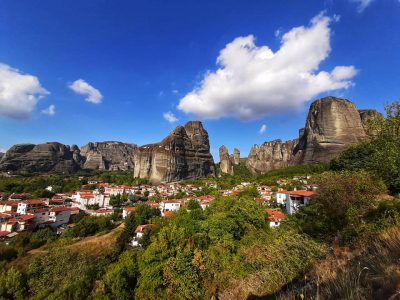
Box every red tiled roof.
[265,209,286,222]
[19,215,35,221]
[124,207,137,212]
[49,207,72,212]
[0,231,11,237]
[163,211,173,218]
[135,224,156,233]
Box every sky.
[0,0,399,160]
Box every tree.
[0,267,27,300]
[187,199,201,210]
[124,204,161,234]
[30,227,56,249]
[103,250,139,299]
[331,102,400,195]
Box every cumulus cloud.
[178,13,357,120]
[0,63,49,119]
[163,111,179,123]
[41,104,56,116]
[69,79,103,104]
[351,0,374,13]
[259,124,267,134]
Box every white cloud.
[0,63,49,119]
[172,89,179,94]
[178,13,357,120]
[351,0,374,13]
[69,79,103,104]
[274,29,281,37]
[0,148,6,153]
[163,111,179,123]
[259,124,267,134]
[41,104,56,116]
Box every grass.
[272,223,400,300]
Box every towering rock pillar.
[294,97,367,164]
[219,145,234,175]
[233,148,240,165]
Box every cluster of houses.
[0,175,317,241]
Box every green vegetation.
[62,215,114,238]
[331,101,400,194]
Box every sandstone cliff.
[80,141,137,171]
[219,145,233,175]
[294,97,367,164]
[246,139,298,173]
[246,97,372,173]
[133,121,215,183]
[233,148,240,165]
[0,142,82,173]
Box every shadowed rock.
[0,142,82,173]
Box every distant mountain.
[0,121,215,183]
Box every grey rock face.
[246,139,298,173]
[0,152,4,160]
[0,142,81,173]
[80,141,137,171]
[358,109,384,130]
[219,145,233,175]
[294,97,367,164]
[233,148,240,165]
[133,121,215,183]
[246,97,371,172]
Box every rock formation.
[0,142,82,173]
[133,121,215,183]
[246,139,298,173]
[219,145,233,175]
[233,148,240,165]
[246,96,372,172]
[0,152,4,160]
[80,142,137,171]
[0,121,215,182]
[294,97,367,164]
[358,109,383,130]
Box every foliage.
[331,101,400,194]
[293,171,386,243]
[0,267,27,300]
[124,203,161,234]
[29,227,56,249]
[102,250,139,299]
[63,216,113,238]
[187,199,202,210]
[27,249,108,299]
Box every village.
[0,176,318,246]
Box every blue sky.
[0,0,399,160]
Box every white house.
[285,190,315,215]
[131,224,156,247]
[17,199,45,215]
[265,209,286,228]
[72,190,109,210]
[160,200,181,216]
[122,207,136,219]
[49,207,72,228]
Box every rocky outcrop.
[0,152,4,160]
[233,148,240,165]
[246,139,298,173]
[80,142,137,171]
[219,146,233,175]
[294,97,367,164]
[247,97,371,173]
[0,142,82,173]
[358,109,383,130]
[133,121,215,183]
